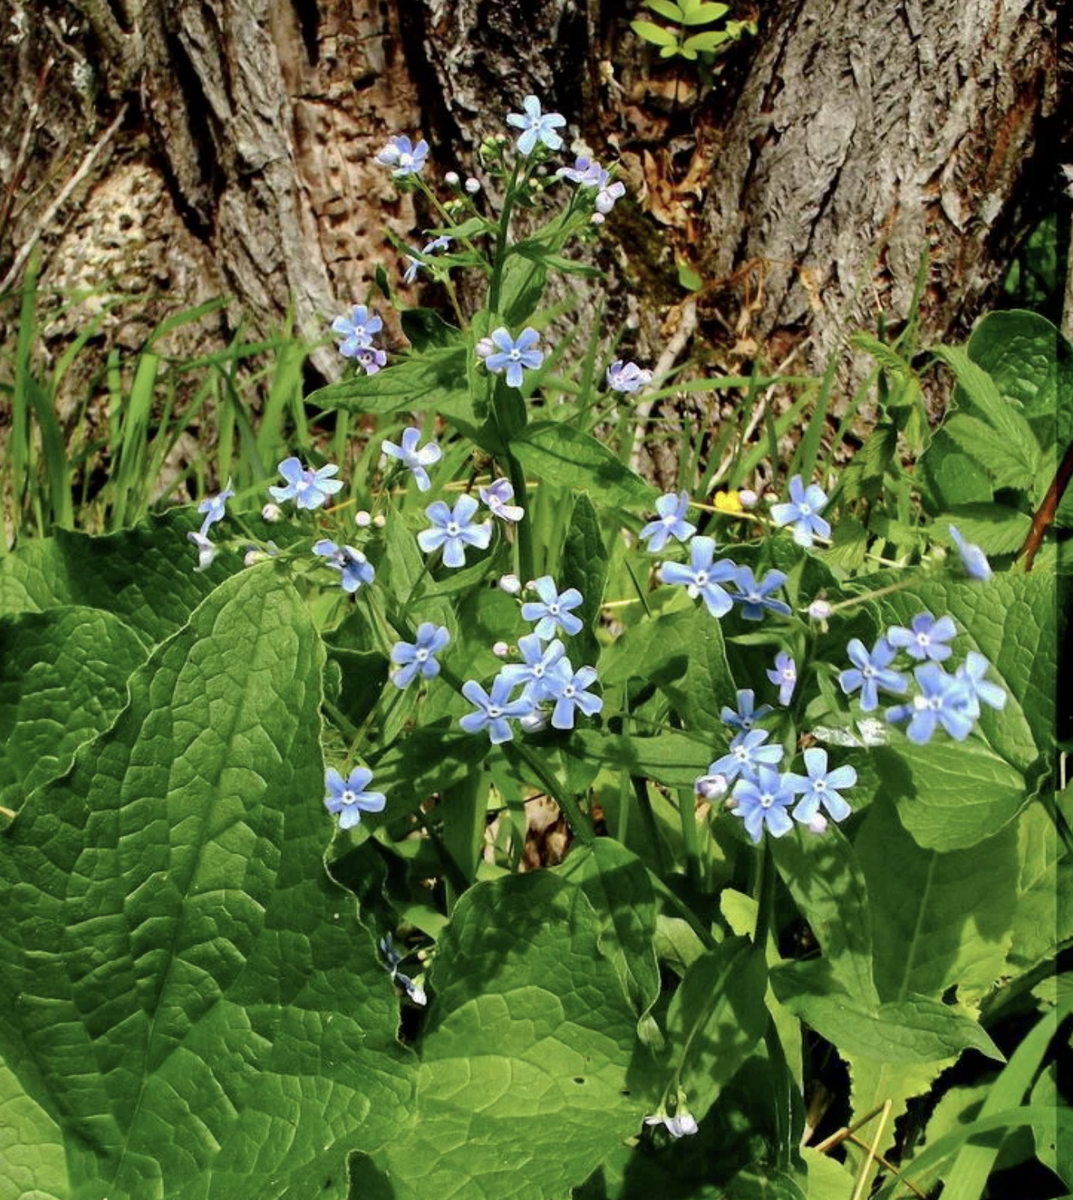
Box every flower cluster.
[656,535,791,627]
[187,477,234,571]
[460,578,602,743]
[557,153,627,221]
[332,304,388,375]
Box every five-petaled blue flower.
[403,235,451,285]
[313,540,376,593]
[768,651,797,706]
[658,536,739,618]
[839,637,908,711]
[332,305,383,357]
[770,475,831,547]
[948,525,992,582]
[417,495,492,568]
[269,457,344,510]
[459,676,535,744]
[731,765,796,843]
[953,651,1007,718]
[479,478,525,522]
[558,155,606,187]
[730,566,792,621]
[376,134,429,176]
[546,661,603,730]
[522,576,585,640]
[886,612,957,662]
[707,728,785,785]
[786,747,857,824]
[197,478,234,536]
[496,633,568,702]
[357,346,387,375]
[886,664,974,744]
[485,327,544,389]
[382,427,442,492]
[506,95,566,156]
[324,765,386,830]
[640,491,696,553]
[607,360,652,393]
[720,688,773,733]
[390,623,450,688]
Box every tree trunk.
[0,0,1058,399]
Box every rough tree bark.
[0,0,1059,396]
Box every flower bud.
[695,773,728,801]
[261,502,282,522]
[807,598,832,621]
[498,573,522,595]
[520,710,547,734]
[354,509,372,527]
[737,488,758,509]
[476,337,495,360]
[373,514,387,528]
[244,549,264,567]
[464,177,481,194]
[807,813,829,836]
[444,170,460,186]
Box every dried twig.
[0,56,54,249]
[629,297,697,474]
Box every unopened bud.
[498,573,522,595]
[807,813,829,836]
[373,514,387,528]
[464,177,481,194]
[807,599,832,622]
[520,710,547,733]
[492,640,510,658]
[444,170,460,186]
[355,509,372,527]
[737,489,758,510]
[695,773,728,801]
[591,212,606,225]
[261,502,282,522]
[476,337,495,360]
[244,549,265,567]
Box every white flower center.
[548,603,561,615]
[733,746,748,762]
[416,648,429,662]
[563,684,577,698]
[341,789,357,804]
[695,571,709,586]
[487,705,502,718]
[916,633,930,646]
[398,153,413,167]
[814,779,827,791]
[509,348,521,360]
[759,792,775,809]
[782,669,795,682]
[446,521,460,536]
[862,665,875,678]
[799,503,812,516]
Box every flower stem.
[504,742,595,846]
[752,841,775,950]
[504,452,535,584]
[488,161,520,318]
[677,786,702,892]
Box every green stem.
[632,775,669,876]
[504,451,535,584]
[677,786,702,893]
[488,161,521,318]
[752,841,775,950]
[505,742,595,847]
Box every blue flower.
[658,536,739,618]
[557,155,606,187]
[786,747,857,824]
[949,525,992,582]
[496,632,568,702]
[839,637,909,711]
[547,662,603,730]
[731,766,796,843]
[197,477,234,536]
[953,651,1007,718]
[606,359,652,393]
[885,663,975,744]
[375,134,429,176]
[313,540,376,593]
[767,651,797,705]
[479,478,525,522]
[720,688,774,733]
[324,765,386,831]
[640,491,696,553]
[402,235,451,284]
[269,457,344,510]
[188,530,217,572]
[770,475,831,547]
[332,304,383,356]
[505,95,566,155]
[459,675,535,744]
[417,495,492,568]
[485,327,544,389]
[382,427,442,492]
[356,346,388,375]
[522,576,585,640]
[707,728,785,784]
[886,612,957,662]
[380,936,427,1006]
[595,179,626,216]
[729,566,792,620]
[390,623,450,688]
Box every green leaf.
[942,413,1040,492]
[0,566,412,1200]
[1006,795,1073,973]
[0,607,146,816]
[400,307,462,352]
[630,19,679,46]
[680,0,729,22]
[562,492,609,668]
[566,729,712,789]
[666,606,737,735]
[513,421,657,509]
[681,30,732,51]
[644,0,685,19]
[932,503,1031,555]
[665,937,768,1120]
[677,259,704,291]
[856,799,1017,1008]
[871,740,1026,852]
[357,872,648,1199]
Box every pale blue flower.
[730,566,792,620]
[644,1111,699,1138]
[658,536,738,618]
[402,235,452,285]
[558,155,606,187]
[496,633,567,702]
[356,346,387,375]
[953,651,1007,718]
[479,478,525,522]
[324,765,386,830]
[313,540,376,593]
[731,766,796,843]
[770,476,831,547]
[459,676,535,744]
[390,623,450,688]
[839,637,908,711]
[332,304,383,356]
[595,179,626,215]
[768,651,797,705]
[188,530,216,572]
[485,327,544,389]
[640,491,696,553]
[417,495,492,568]
[886,612,957,662]
[949,525,992,582]
[522,576,584,640]
[382,427,442,492]
[197,478,234,536]
[506,95,566,155]
[546,662,603,730]
[376,134,429,176]
[886,664,974,744]
[269,457,344,510]
[786,747,857,824]
[607,359,652,393]
[707,728,785,785]
[720,689,773,733]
